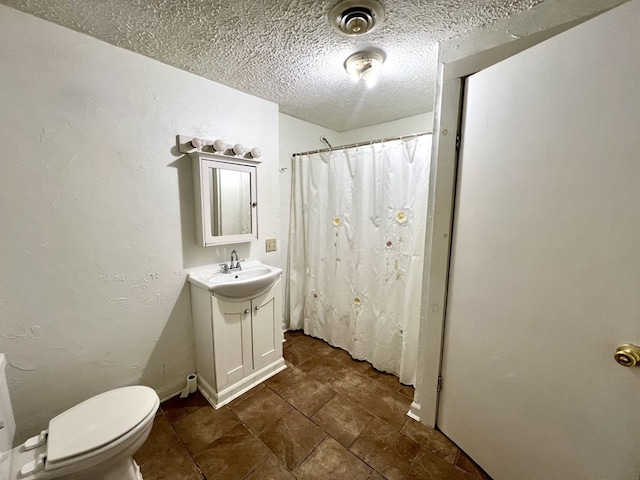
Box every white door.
[438,2,640,479]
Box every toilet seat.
[17,386,159,477]
[46,386,158,467]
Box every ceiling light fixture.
[344,49,386,88]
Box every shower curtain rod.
[292,131,432,157]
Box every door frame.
[411,1,628,427]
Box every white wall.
[339,112,433,145]
[0,5,279,444]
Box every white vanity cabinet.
[189,278,285,408]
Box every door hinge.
[437,376,442,392]
[455,132,461,151]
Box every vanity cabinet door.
[212,298,251,389]
[250,284,282,371]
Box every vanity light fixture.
[178,135,261,159]
[344,49,386,88]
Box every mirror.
[210,168,252,236]
[191,152,259,246]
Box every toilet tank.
[0,354,15,479]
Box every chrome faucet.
[229,250,242,271]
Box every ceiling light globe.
[344,49,385,86]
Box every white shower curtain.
[286,135,431,385]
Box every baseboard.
[407,401,422,422]
[155,377,188,403]
[198,359,287,409]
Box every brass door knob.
[614,344,640,367]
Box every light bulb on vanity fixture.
[344,48,386,88]
[233,143,246,156]
[212,139,228,152]
[189,137,206,149]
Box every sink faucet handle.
[219,263,229,273]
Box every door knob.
[255,305,261,311]
[244,309,250,314]
[614,344,640,367]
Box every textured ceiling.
[1,0,544,131]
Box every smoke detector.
[329,0,385,36]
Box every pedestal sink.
[188,261,282,301]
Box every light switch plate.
[265,238,277,252]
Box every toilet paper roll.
[179,374,198,399]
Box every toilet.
[0,354,159,480]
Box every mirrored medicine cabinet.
[191,151,259,246]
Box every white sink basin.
[188,262,283,301]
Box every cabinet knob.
[255,305,261,311]
[244,309,250,314]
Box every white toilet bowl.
[5,381,159,480]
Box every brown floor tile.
[227,383,266,408]
[329,369,412,429]
[279,375,335,417]
[350,418,420,480]
[294,437,372,480]
[244,455,295,480]
[135,412,180,466]
[294,334,337,356]
[161,391,210,424]
[284,341,316,366]
[407,448,475,480]
[398,383,415,399]
[259,409,327,470]
[298,354,352,385]
[173,405,241,455]
[455,451,493,480]
[328,368,375,399]
[193,424,269,480]
[368,472,386,480]
[265,364,307,394]
[229,385,291,434]
[400,418,458,463]
[363,365,404,391]
[311,395,374,448]
[140,442,203,480]
[284,329,306,341]
[328,346,371,373]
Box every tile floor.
[135,331,492,480]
